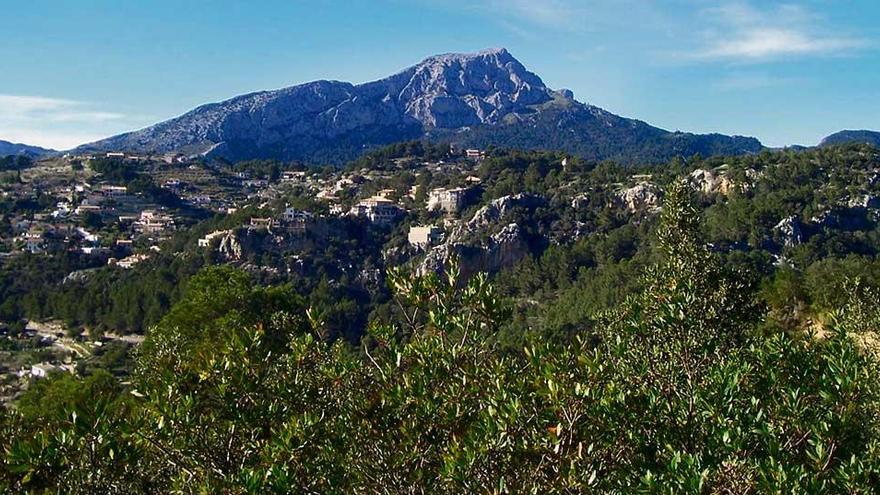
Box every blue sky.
[1,0,878,150]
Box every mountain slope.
[77,48,762,164]
[0,139,54,157]
[434,92,762,163]
[820,130,880,147]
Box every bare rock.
[614,183,661,213]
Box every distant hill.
[0,139,54,157]
[820,130,880,148]
[76,48,763,165]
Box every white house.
[30,363,59,378]
[135,210,174,234]
[198,230,232,247]
[427,187,469,213]
[408,225,444,248]
[465,149,485,160]
[349,196,403,225]
[100,185,128,197]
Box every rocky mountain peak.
[381,47,552,127]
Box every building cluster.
[67,151,191,165]
[0,174,178,263]
[2,148,490,269]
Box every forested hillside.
[5,144,880,344]
[2,183,880,493]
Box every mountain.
[0,139,54,157]
[76,48,762,164]
[819,130,880,148]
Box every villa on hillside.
[348,196,403,225]
[198,230,232,247]
[465,149,485,160]
[408,225,444,248]
[427,187,470,213]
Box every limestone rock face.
[614,183,661,213]
[465,193,544,230]
[217,231,243,261]
[392,48,551,127]
[773,216,804,247]
[570,193,590,209]
[810,207,872,232]
[689,168,732,195]
[848,194,880,209]
[420,194,543,277]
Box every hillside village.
[0,145,502,398]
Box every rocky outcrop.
[689,168,732,195]
[570,193,589,209]
[810,207,872,232]
[420,223,531,279]
[420,194,542,277]
[847,194,880,209]
[772,199,878,249]
[773,216,804,247]
[62,268,98,284]
[217,231,243,261]
[484,223,531,272]
[465,193,543,230]
[614,183,661,213]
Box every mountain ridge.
[819,130,880,148]
[76,48,763,164]
[0,139,54,158]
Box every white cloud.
[0,94,127,149]
[47,111,126,123]
[499,0,578,27]
[712,73,802,91]
[0,94,125,123]
[0,95,77,113]
[690,2,868,62]
[697,27,866,60]
[428,0,664,34]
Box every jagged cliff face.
[420,193,542,278]
[77,48,762,164]
[388,48,551,127]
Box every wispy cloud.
[712,72,803,92]
[696,28,866,60]
[689,2,869,62]
[0,95,127,149]
[425,0,665,35]
[0,95,125,123]
[496,0,580,28]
